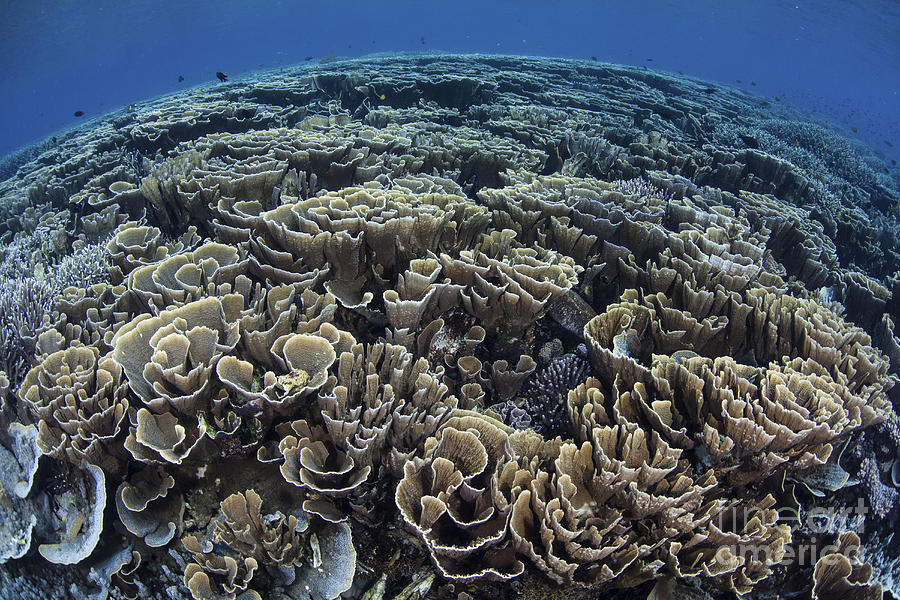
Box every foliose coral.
[0,54,898,600]
[182,488,355,600]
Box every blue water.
[1,0,898,165]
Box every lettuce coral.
[0,54,897,600]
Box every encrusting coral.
[0,54,898,600]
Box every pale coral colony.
[1,54,900,600]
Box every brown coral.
[182,488,355,600]
[128,241,249,313]
[813,532,882,600]
[20,346,129,472]
[438,229,580,334]
[115,465,184,547]
[217,331,336,416]
[274,340,457,521]
[395,413,524,580]
[506,377,790,592]
[111,296,239,413]
[582,287,892,484]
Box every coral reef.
[0,54,898,600]
[519,353,589,436]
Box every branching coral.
[519,353,589,436]
[0,276,54,389]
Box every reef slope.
[0,54,899,600]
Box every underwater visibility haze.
[0,2,899,600]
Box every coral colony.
[0,55,899,600]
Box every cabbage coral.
[0,54,897,600]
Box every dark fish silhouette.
[216,72,228,82]
[590,56,598,61]
[885,140,894,148]
[420,36,425,44]
[739,134,759,149]
[304,56,314,61]
[73,110,84,117]
[703,87,716,94]
[178,75,184,82]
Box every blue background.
[1,0,898,164]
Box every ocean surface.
[1,0,899,165]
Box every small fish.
[852,127,859,133]
[73,110,84,117]
[304,56,314,61]
[420,35,425,44]
[216,71,228,82]
[736,78,742,83]
[177,75,184,82]
[893,159,897,166]
[751,80,757,86]
[646,57,653,61]
[739,134,759,149]
[774,96,781,101]
[590,55,598,61]
[885,140,895,148]
[703,87,715,94]
[379,94,386,100]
